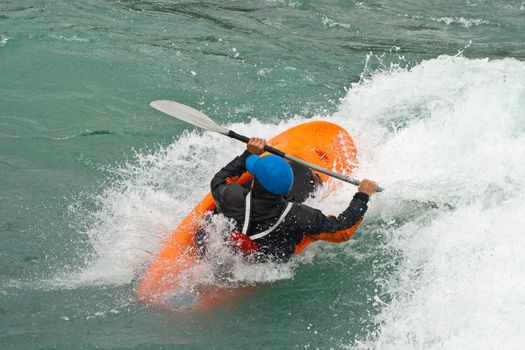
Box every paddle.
[150,100,382,192]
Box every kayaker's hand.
[358,179,379,196]
[247,137,266,155]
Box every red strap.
[228,231,258,254]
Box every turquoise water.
[1,1,525,349]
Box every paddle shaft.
[227,130,368,189]
[148,100,382,191]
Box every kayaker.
[197,137,379,262]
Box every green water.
[1,1,524,349]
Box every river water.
[1,1,525,349]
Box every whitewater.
[345,56,525,349]
[55,55,525,348]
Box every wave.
[47,54,525,347]
[338,55,525,349]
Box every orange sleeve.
[293,220,362,254]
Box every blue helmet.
[245,154,294,195]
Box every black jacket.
[210,151,369,261]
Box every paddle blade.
[150,100,229,135]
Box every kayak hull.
[138,121,358,311]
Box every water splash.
[338,55,525,348]
[56,120,327,289]
[48,54,525,347]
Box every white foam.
[321,16,352,30]
[188,213,296,287]
[48,34,90,43]
[56,119,324,288]
[0,34,10,47]
[429,16,491,28]
[53,54,525,348]
[339,56,525,349]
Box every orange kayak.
[138,120,359,311]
